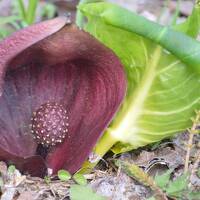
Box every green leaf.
[69,185,106,200]
[80,2,200,74]
[166,174,188,198]
[41,3,56,19]
[154,169,173,190]
[57,169,71,181]
[0,177,4,187]
[0,28,11,39]
[197,168,200,177]
[79,2,200,156]
[44,176,51,184]
[188,191,200,200]
[8,165,16,174]
[0,16,19,26]
[73,173,87,185]
[146,197,156,200]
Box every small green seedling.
[44,176,51,184]
[73,173,87,185]
[8,165,16,174]
[57,169,71,181]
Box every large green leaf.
[83,17,200,153]
[78,2,200,169]
[80,2,200,74]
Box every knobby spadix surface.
[80,2,200,154]
[0,17,126,176]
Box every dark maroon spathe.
[0,17,127,177]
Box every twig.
[115,160,168,200]
[190,149,200,187]
[184,111,200,173]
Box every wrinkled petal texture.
[0,18,126,175]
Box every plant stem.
[184,131,195,173]
[80,129,118,173]
[190,149,200,179]
[115,160,168,200]
[26,0,38,25]
[184,111,200,173]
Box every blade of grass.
[170,0,181,26]
[17,0,26,20]
[157,0,170,23]
[0,16,20,25]
[26,0,38,25]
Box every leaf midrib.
[110,46,162,143]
